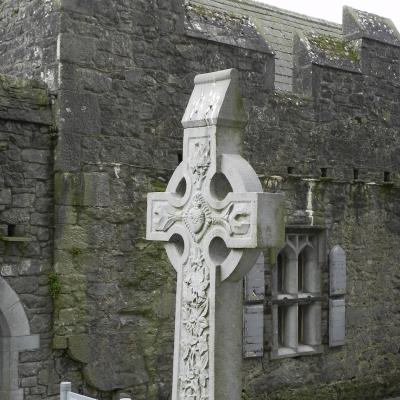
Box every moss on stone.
[272,91,307,107]
[308,34,360,63]
[33,88,50,106]
[152,179,167,192]
[186,3,219,19]
[48,272,61,299]
[263,373,400,400]
[186,2,240,22]
[70,247,83,257]
[379,182,394,196]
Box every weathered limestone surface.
[0,75,56,399]
[0,0,60,90]
[0,0,399,399]
[44,1,400,399]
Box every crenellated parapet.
[294,6,400,94]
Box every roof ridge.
[194,0,342,29]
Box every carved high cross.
[147,69,284,400]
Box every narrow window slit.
[353,169,359,180]
[7,224,16,237]
[277,253,284,293]
[298,251,305,293]
[298,305,304,344]
[384,171,390,182]
[278,306,286,346]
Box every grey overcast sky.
[253,0,400,30]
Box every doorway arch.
[0,277,39,400]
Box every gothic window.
[271,229,324,358]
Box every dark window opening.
[320,168,328,178]
[277,252,285,293]
[384,171,391,182]
[7,224,16,237]
[177,152,183,164]
[353,169,359,180]
[298,251,305,292]
[298,306,304,344]
[278,307,286,346]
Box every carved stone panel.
[244,253,265,302]
[329,298,346,347]
[329,245,346,296]
[243,304,264,358]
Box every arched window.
[272,230,323,358]
[0,278,39,400]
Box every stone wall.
[0,0,399,399]
[52,1,276,398]
[0,75,57,399]
[52,1,400,399]
[0,0,60,90]
[243,177,400,400]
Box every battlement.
[293,6,400,94]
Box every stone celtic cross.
[147,69,284,400]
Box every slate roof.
[191,0,343,91]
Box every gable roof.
[191,0,342,91]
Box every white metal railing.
[60,382,131,400]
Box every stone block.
[21,149,51,164]
[0,208,30,224]
[58,33,95,65]
[18,259,41,275]
[0,189,11,205]
[30,213,50,226]
[54,172,82,206]
[24,164,50,179]
[54,133,82,172]
[61,0,93,14]
[52,335,68,350]
[68,334,90,363]
[56,206,78,225]
[1,264,18,276]
[54,224,88,251]
[13,193,35,208]
[82,172,110,207]
[60,91,100,136]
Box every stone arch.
[0,277,39,400]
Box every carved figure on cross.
[147,69,284,400]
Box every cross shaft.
[147,69,284,400]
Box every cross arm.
[209,191,285,250]
[146,192,184,242]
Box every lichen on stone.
[308,33,360,63]
[185,2,252,26]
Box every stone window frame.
[270,226,325,359]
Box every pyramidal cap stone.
[147,68,284,400]
[182,69,247,129]
[343,6,400,46]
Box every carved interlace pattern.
[179,246,210,400]
[189,139,211,190]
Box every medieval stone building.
[0,0,399,399]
